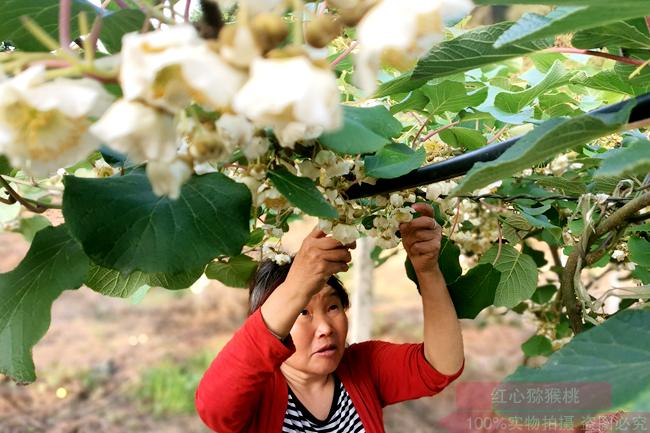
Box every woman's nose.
[314,315,334,336]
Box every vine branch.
[546,47,646,66]
[0,176,62,213]
[560,191,650,334]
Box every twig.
[546,47,645,66]
[330,41,358,67]
[0,176,55,213]
[411,113,435,148]
[59,0,73,52]
[184,0,192,22]
[420,120,461,142]
[487,126,508,145]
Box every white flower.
[355,0,474,93]
[219,24,262,68]
[0,66,113,175]
[389,193,404,207]
[315,149,337,166]
[611,250,626,262]
[331,223,360,245]
[262,243,292,265]
[318,219,333,233]
[297,160,321,180]
[374,195,388,206]
[426,180,457,200]
[375,234,400,249]
[274,122,323,149]
[146,159,192,199]
[120,24,246,112]
[243,136,270,160]
[90,100,178,163]
[393,207,415,223]
[233,56,342,147]
[216,113,255,151]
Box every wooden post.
[349,236,374,343]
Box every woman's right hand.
[285,227,356,298]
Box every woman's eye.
[300,309,309,316]
[328,304,340,311]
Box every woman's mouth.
[314,344,337,357]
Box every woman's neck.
[280,363,332,395]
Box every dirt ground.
[0,218,535,433]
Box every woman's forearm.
[260,280,312,339]
[418,269,465,376]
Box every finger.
[316,236,349,250]
[310,226,328,238]
[411,202,434,218]
[321,248,353,263]
[343,241,357,250]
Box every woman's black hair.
[248,257,350,316]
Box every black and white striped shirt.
[282,374,366,433]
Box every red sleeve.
[354,340,464,406]
[195,308,295,433]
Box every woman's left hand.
[399,202,443,278]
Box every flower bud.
[305,15,343,49]
[250,13,289,53]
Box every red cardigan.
[195,308,465,433]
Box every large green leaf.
[494,61,573,113]
[572,19,650,49]
[628,238,650,267]
[375,74,428,98]
[100,8,146,53]
[439,237,463,285]
[571,71,637,96]
[0,0,100,51]
[595,138,650,178]
[423,81,488,115]
[448,264,501,319]
[319,106,402,155]
[363,143,426,179]
[492,5,650,48]
[452,103,634,196]
[63,170,251,274]
[412,22,552,81]
[480,244,538,308]
[268,168,338,219]
[0,225,89,383]
[439,127,487,151]
[85,264,203,298]
[205,255,259,288]
[500,309,650,413]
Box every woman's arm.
[399,202,465,376]
[260,227,354,338]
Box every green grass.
[132,350,214,417]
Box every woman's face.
[283,285,348,377]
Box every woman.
[195,203,465,432]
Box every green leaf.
[0,0,100,51]
[363,143,426,179]
[629,238,650,267]
[448,264,502,319]
[0,155,11,175]
[63,169,251,274]
[490,5,650,48]
[571,71,637,95]
[423,81,488,115]
[246,227,265,247]
[521,334,554,357]
[18,216,51,242]
[501,309,650,413]
[439,237,463,285]
[0,225,90,383]
[412,22,552,81]
[531,284,557,304]
[439,127,487,151]
[319,106,402,155]
[268,168,338,219]
[205,255,258,288]
[100,8,146,53]
[85,264,203,298]
[452,103,634,196]
[595,138,650,178]
[480,244,538,308]
[494,61,573,113]
[375,74,428,98]
[572,19,650,49]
